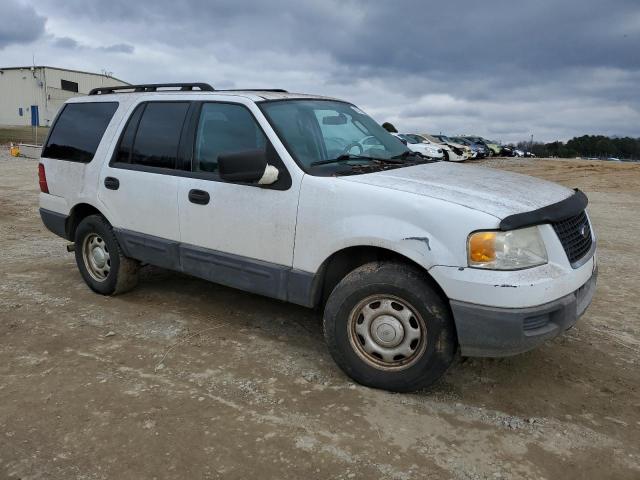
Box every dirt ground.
[0,127,49,146]
[1,151,638,480]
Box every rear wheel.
[74,215,139,295]
[323,261,457,392]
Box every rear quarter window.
[42,102,118,163]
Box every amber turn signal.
[468,231,497,263]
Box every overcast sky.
[1,0,639,142]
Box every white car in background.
[421,134,472,162]
[393,133,444,160]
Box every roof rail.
[88,83,215,95]
[216,89,288,93]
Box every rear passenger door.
[98,101,191,269]
[177,102,300,299]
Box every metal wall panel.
[0,67,128,127]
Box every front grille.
[552,210,593,266]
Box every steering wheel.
[341,141,364,155]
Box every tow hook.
[66,243,75,253]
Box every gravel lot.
[1,150,639,479]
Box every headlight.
[467,226,547,270]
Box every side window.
[114,104,144,164]
[194,103,267,173]
[42,102,118,162]
[128,102,190,169]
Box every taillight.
[38,163,49,193]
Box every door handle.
[104,177,120,190]
[188,189,210,205]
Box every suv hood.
[341,162,573,219]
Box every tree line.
[514,135,640,160]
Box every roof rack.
[88,83,215,95]
[216,89,289,93]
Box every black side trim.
[113,229,180,271]
[113,228,318,307]
[39,208,69,239]
[180,244,290,300]
[287,269,322,308]
[499,189,588,231]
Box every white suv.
[38,83,597,392]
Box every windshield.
[260,100,410,171]
[436,135,451,143]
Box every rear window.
[42,102,118,163]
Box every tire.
[74,215,139,295]
[443,150,450,162]
[323,261,457,392]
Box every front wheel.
[323,262,457,392]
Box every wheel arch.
[66,202,112,240]
[311,245,449,309]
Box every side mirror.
[218,149,278,185]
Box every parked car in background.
[430,134,474,157]
[499,144,513,157]
[513,149,525,157]
[399,133,466,162]
[393,133,444,159]
[450,136,488,158]
[463,136,501,156]
[421,134,471,161]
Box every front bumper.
[450,267,597,357]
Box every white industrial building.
[0,66,128,127]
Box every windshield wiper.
[311,154,383,167]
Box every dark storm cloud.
[0,1,46,48]
[51,36,134,54]
[98,43,135,54]
[52,36,78,49]
[41,0,640,73]
[11,0,640,140]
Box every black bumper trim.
[39,208,69,239]
[499,189,588,231]
[451,266,597,357]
